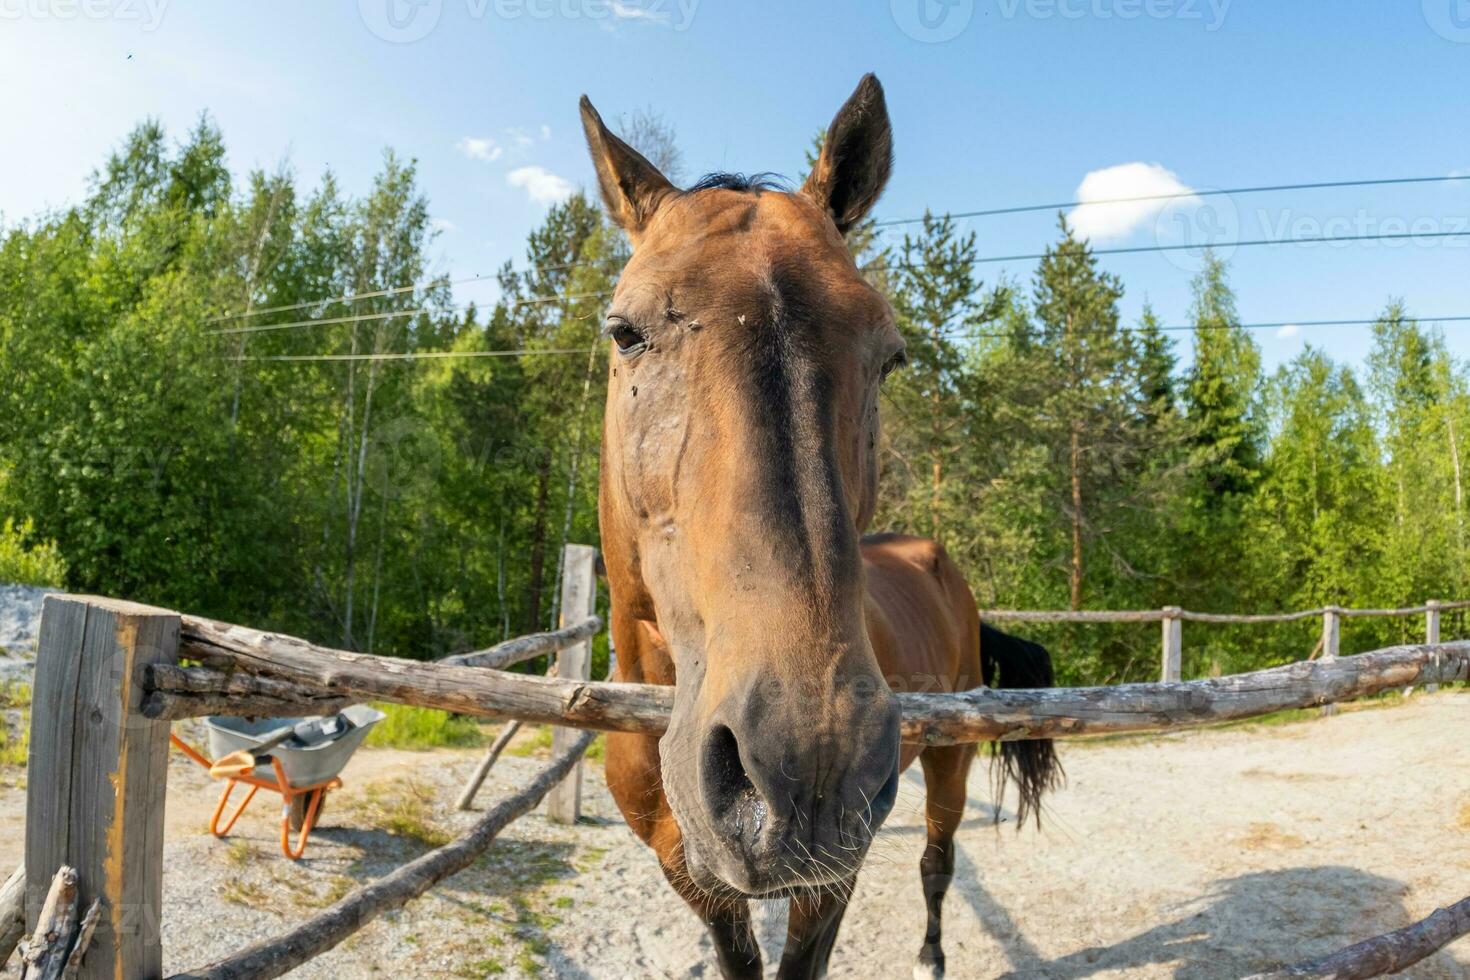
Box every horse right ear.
[802,74,893,234]
[580,96,676,242]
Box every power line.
[206,273,495,323]
[248,313,1470,363]
[210,290,613,336]
[204,173,1470,323]
[245,347,598,363]
[208,260,617,324]
[921,229,1470,270]
[213,229,1470,336]
[872,174,1470,229]
[957,314,1470,340]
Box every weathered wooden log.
[902,642,1470,745]
[437,615,601,670]
[1245,893,1470,979]
[153,616,674,732]
[0,864,24,968]
[144,664,356,718]
[18,867,102,980]
[142,664,358,717]
[168,729,596,980]
[149,619,1470,743]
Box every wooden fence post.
[1425,599,1441,694]
[1161,607,1182,682]
[1319,606,1341,716]
[25,596,178,980]
[548,545,596,825]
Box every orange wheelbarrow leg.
[280,787,326,860]
[211,779,259,838]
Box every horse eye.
[604,317,647,357]
[881,348,907,381]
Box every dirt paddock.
[3,692,1467,978]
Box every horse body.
[582,75,1059,979]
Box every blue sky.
[3,0,1468,371]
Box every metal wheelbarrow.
[170,705,385,859]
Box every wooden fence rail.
[140,614,1470,743]
[980,598,1469,682]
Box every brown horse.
[582,74,1060,979]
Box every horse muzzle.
[663,672,902,897]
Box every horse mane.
[687,172,790,193]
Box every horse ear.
[802,74,893,234]
[580,96,676,241]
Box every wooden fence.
[2,545,1468,978]
[981,598,1470,684]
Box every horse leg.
[661,867,763,980]
[914,743,975,980]
[774,877,856,980]
[606,730,763,978]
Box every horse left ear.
[580,95,676,242]
[802,74,893,234]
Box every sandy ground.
[2,694,1468,978]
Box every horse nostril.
[702,724,765,840]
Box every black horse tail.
[980,622,1064,828]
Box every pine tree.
[878,212,1003,543]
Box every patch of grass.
[506,726,553,758]
[365,703,486,751]
[0,682,31,768]
[505,726,604,764]
[454,959,506,978]
[219,879,271,907]
[224,840,258,868]
[574,844,609,874]
[347,776,452,847]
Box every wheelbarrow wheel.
[288,789,327,832]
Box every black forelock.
[687,172,791,193]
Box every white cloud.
[540,124,552,141]
[1276,324,1300,339]
[507,166,574,206]
[456,137,502,162]
[505,127,536,150]
[431,218,457,233]
[1068,162,1196,242]
[611,0,668,21]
